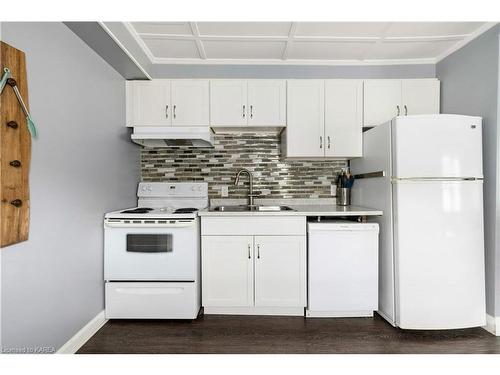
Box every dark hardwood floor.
[77,313,500,354]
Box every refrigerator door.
[392,114,482,178]
[393,179,485,329]
[351,121,396,325]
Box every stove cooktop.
[105,206,202,220]
[119,207,198,214]
[120,207,154,214]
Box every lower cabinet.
[201,228,306,314]
[202,235,254,307]
[254,236,306,307]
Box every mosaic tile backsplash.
[141,132,347,199]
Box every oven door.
[104,218,198,281]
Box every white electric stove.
[104,182,208,319]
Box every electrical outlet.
[331,184,337,196]
[221,185,229,197]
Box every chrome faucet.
[234,169,258,207]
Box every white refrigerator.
[351,114,486,329]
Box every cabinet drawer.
[201,216,306,236]
[105,282,199,319]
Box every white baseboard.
[57,311,107,354]
[204,306,304,316]
[483,314,500,336]
[306,310,374,318]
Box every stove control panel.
[137,182,208,198]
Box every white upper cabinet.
[284,79,363,159]
[210,80,286,127]
[209,80,248,126]
[126,79,209,127]
[363,79,440,127]
[170,80,210,126]
[402,79,440,116]
[284,80,325,157]
[247,80,286,126]
[127,80,171,127]
[324,80,363,158]
[254,236,306,307]
[363,80,402,127]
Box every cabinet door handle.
[165,105,169,119]
[320,136,323,149]
[173,105,177,119]
[327,136,331,149]
[242,105,246,118]
[257,244,260,259]
[9,160,21,167]
[250,105,253,119]
[404,105,408,116]
[397,105,400,116]
[248,244,251,259]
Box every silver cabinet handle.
[257,244,260,259]
[327,136,331,149]
[248,244,251,259]
[397,105,400,116]
[242,105,246,118]
[173,105,177,119]
[166,105,169,119]
[404,105,408,116]
[320,136,323,149]
[250,105,253,119]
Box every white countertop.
[198,204,382,217]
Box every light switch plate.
[331,184,337,196]
[221,185,229,197]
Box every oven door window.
[126,234,173,253]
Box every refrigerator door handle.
[354,171,386,179]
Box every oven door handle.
[104,221,196,228]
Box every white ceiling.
[124,22,497,65]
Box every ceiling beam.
[190,22,207,59]
[282,22,298,60]
[435,22,498,62]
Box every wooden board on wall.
[0,41,31,247]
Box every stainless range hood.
[131,127,214,148]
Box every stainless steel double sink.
[210,205,295,212]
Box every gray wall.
[436,25,500,316]
[150,63,435,79]
[0,22,139,351]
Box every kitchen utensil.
[0,67,11,95]
[6,78,37,138]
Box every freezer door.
[393,180,485,329]
[392,115,482,178]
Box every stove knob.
[191,186,196,191]
[142,185,148,191]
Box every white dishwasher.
[307,220,379,318]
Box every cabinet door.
[285,80,325,157]
[202,236,254,307]
[402,79,440,116]
[363,80,402,127]
[247,80,286,126]
[130,80,171,126]
[210,80,248,126]
[254,236,306,307]
[325,80,363,158]
[171,80,209,126]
